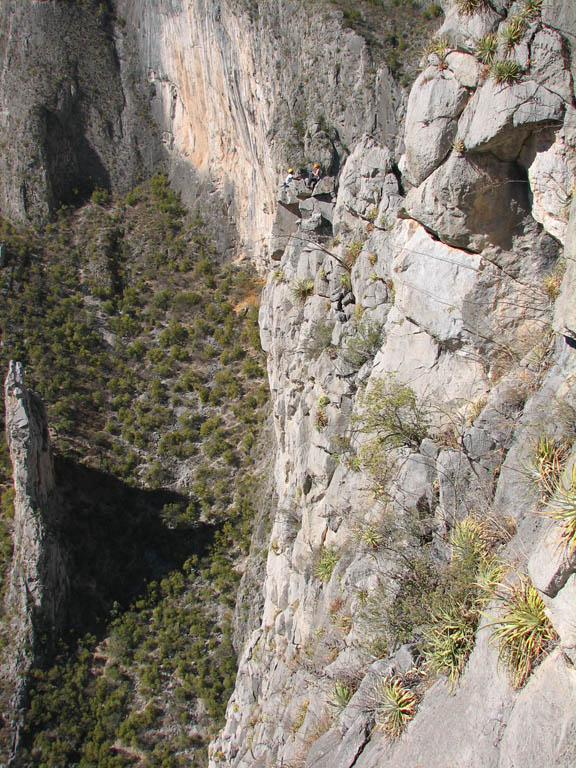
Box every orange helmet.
[314,163,320,168]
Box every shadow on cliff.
[53,456,212,637]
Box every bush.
[354,374,430,451]
[341,317,384,369]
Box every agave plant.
[543,463,576,556]
[489,579,557,688]
[491,59,523,84]
[372,676,418,737]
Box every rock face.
[0,0,161,222]
[2,362,67,756]
[208,5,576,767]
[115,0,401,265]
[1,0,576,766]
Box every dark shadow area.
[43,105,111,209]
[53,455,214,638]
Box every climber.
[307,163,322,190]
[282,168,294,188]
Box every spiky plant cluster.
[422,517,506,685]
[501,17,527,50]
[476,34,498,64]
[372,676,418,737]
[328,681,354,714]
[526,436,570,500]
[315,547,339,582]
[543,463,576,556]
[290,277,314,303]
[491,59,523,84]
[490,579,557,688]
[422,601,477,686]
[456,0,488,16]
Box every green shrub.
[341,317,384,369]
[354,374,430,450]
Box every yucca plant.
[542,463,576,556]
[422,601,478,686]
[525,436,570,500]
[328,681,354,714]
[489,579,557,688]
[476,33,498,64]
[491,59,523,84]
[290,278,314,304]
[372,676,418,737]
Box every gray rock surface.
[403,66,469,186]
[2,362,67,757]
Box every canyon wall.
[209,1,576,765]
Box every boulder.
[457,78,566,161]
[392,224,482,343]
[404,66,470,186]
[402,152,528,252]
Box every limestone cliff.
[1,0,576,765]
[2,362,67,758]
[115,0,402,265]
[208,2,576,766]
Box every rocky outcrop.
[210,4,576,767]
[2,362,67,757]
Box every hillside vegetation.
[0,177,269,767]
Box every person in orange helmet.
[308,162,322,190]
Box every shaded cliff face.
[0,0,160,221]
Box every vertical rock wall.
[116,0,401,265]
[210,2,576,766]
[2,362,67,758]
